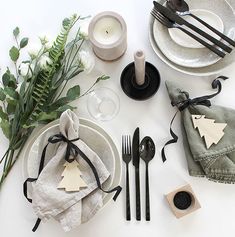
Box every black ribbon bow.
[23,133,122,232]
[161,76,228,163]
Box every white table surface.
[1,0,235,236]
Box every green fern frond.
[26,14,78,125]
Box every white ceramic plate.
[169,9,224,49]
[149,0,235,75]
[153,14,222,68]
[22,118,121,206]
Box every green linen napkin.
[165,80,235,183]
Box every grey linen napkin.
[165,80,235,183]
[31,110,110,231]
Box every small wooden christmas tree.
[192,115,227,149]
[58,160,87,192]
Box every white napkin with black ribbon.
[31,110,111,231]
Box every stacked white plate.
[22,118,121,207]
[149,0,235,76]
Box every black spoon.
[140,136,155,221]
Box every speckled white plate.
[150,0,235,75]
[169,9,224,49]
[153,14,222,68]
[22,118,121,206]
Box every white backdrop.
[1,0,235,236]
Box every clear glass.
[87,87,120,121]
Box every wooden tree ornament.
[58,160,87,192]
[191,115,227,149]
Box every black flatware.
[167,0,235,47]
[151,9,226,58]
[122,135,132,221]
[140,136,155,221]
[153,1,232,53]
[132,127,141,221]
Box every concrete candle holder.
[88,11,127,61]
[120,51,160,100]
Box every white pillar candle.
[134,50,146,86]
[88,11,127,61]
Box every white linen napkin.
[31,110,110,231]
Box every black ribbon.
[23,133,122,232]
[161,76,228,163]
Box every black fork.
[122,135,132,221]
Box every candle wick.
[106,30,109,34]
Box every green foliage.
[96,75,110,83]
[4,87,18,99]
[66,85,80,100]
[2,69,17,88]
[0,14,110,189]
[0,89,6,101]
[27,14,78,126]
[20,37,29,48]
[0,106,8,121]
[13,27,19,38]
[0,119,10,139]
[9,46,19,62]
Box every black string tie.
[161,76,228,163]
[23,133,122,232]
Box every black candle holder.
[120,62,161,101]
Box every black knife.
[153,1,232,53]
[132,127,141,221]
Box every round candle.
[93,17,122,45]
[88,11,127,61]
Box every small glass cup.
[87,87,120,121]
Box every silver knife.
[132,127,141,220]
[153,1,232,53]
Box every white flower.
[39,35,53,50]
[19,63,32,77]
[39,54,52,70]
[78,50,95,74]
[45,41,53,50]
[79,19,90,39]
[39,35,49,45]
[28,43,42,59]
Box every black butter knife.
[153,1,232,53]
[132,127,141,221]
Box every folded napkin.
[164,79,235,183]
[31,110,110,231]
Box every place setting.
[2,0,235,235]
[149,0,235,76]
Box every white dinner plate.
[149,0,235,75]
[22,117,121,206]
[168,9,224,49]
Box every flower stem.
[79,81,97,99]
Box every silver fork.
[151,8,226,58]
[122,135,132,221]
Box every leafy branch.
[0,14,109,189]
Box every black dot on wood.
[173,191,192,210]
